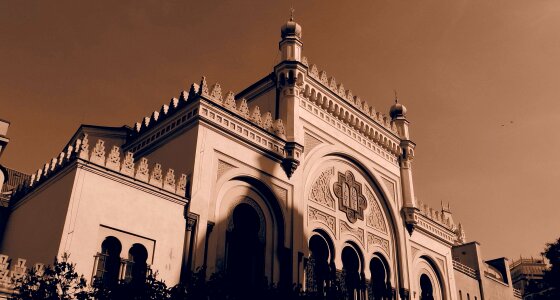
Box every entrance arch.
[341,244,364,300]
[225,203,265,293]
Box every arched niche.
[414,256,445,300]
[213,178,285,286]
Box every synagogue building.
[0,18,522,300]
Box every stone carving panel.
[308,206,336,236]
[364,186,388,234]
[340,220,364,246]
[217,160,237,180]
[304,132,322,154]
[333,171,367,223]
[309,167,335,209]
[367,232,390,256]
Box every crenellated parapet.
[0,254,34,292]
[124,76,297,177]
[297,58,401,160]
[130,76,286,141]
[303,57,399,133]
[415,199,467,245]
[10,135,188,204]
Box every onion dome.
[389,99,407,119]
[281,14,302,39]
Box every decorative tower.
[390,97,418,234]
[275,12,305,178]
[279,9,303,62]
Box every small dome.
[389,101,407,119]
[281,20,302,39]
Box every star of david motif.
[333,171,367,223]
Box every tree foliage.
[542,237,560,297]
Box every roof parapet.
[11,135,188,202]
[132,76,287,140]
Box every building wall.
[58,165,186,285]
[0,168,77,267]
[453,270,481,300]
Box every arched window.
[225,203,265,296]
[370,255,390,300]
[341,246,361,300]
[125,243,148,283]
[420,274,434,300]
[459,290,463,300]
[94,236,122,288]
[467,293,470,300]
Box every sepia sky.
[1,0,559,261]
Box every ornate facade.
[0,18,523,300]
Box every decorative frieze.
[367,232,390,256]
[308,206,336,236]
[308,167,335,209]
[11,137,189,201]
[340,220,364,246]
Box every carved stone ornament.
[364,186,388,234]
[333,171,367,223]
[308,206,336,236]
[308,167,335,209]
[367,232,390,255]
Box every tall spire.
[290,6,295,21]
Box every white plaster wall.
[453,271,481,300]
[59,166,186,285]
[1,168,77,267]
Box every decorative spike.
[50,158,57,171]
[320,71,328,85]
[237,99,250,118]
[135,122,141,132]
[149,163,163,187]
[310,64,319,78]
[135,157,149,182]
[337,83,345,97]
[43,163,50,177]
[250,106,263,126]
[29,174,36,187]
[199,76,209,96]
[176,174,187,196]
[120,152,135,177]
[58,152,65,166]
[262,112,273,131]
[301,56,309,66]
[209,83,223,104]
[223,91,236,111]
[66,145,74,160]
[328,77,337,90]
[152,111,159,122]
[106,146,121,171]
[161,104,169,115]
[79,135,89,160]
[347,90,353,102]
[179,90,189,102]
[188,83,200,100]
[143,116,150,127]
[90,139,106,166]
[36,168,43,183]
[163,169,176,192]
[273,119,286,138]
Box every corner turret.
[279,9,303,62]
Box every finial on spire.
[393,89,398,103]
[290,6,295,21]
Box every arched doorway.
[420,274,435,300]
[225,203,265,294]
[370,255,390,300]
[307,234,332,296]
[342,246,362,300]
